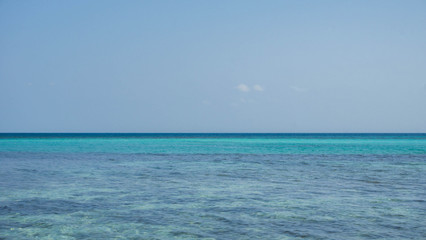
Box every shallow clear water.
[0,134,425,239]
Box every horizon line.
[1,132,426,134]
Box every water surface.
[0,134,425,239]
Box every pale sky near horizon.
[1,0,426,133]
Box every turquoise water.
[1,133,426,154]
[0,134,425,239]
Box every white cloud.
[236,84,250,92]
[253,84,264,91]
[290,86,308,93]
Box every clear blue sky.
[1,0,425,133]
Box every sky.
[1,0,426,133]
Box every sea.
[0,133,425,239]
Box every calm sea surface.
[0,133,425,239]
